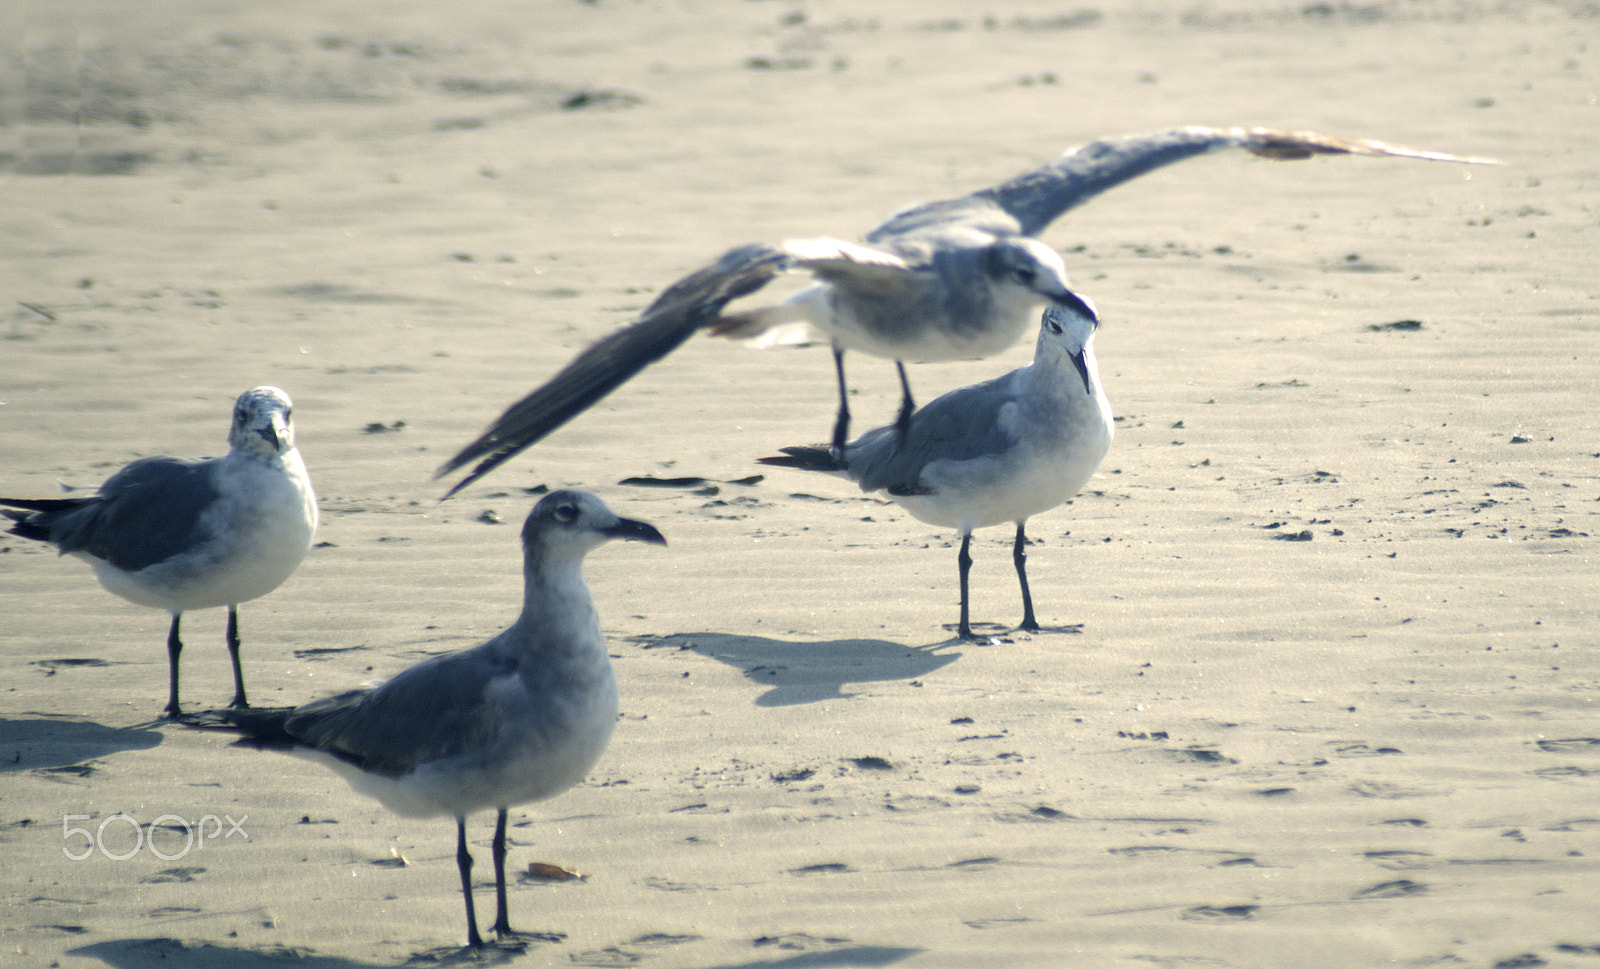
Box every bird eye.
[1046,318,1063,335]
[1013,265,1037,286]
[552,503,578,523]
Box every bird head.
[230,386,296,457]
[1038,293,1101,396]
[985,238,1075,305]
[523,490,667,559]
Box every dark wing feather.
[846,369,1026,495]
[756,445,844,473]
[1,457,219,571]
[977,128,1254,237]
[877,127,1493,241]
[436,243,790,498]
[761,370,1029,497]
[865,195,1023,245]
[218,706,302,751]
[273,648,515,778]
[2,500,88,544]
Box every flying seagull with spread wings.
[438,126,1492,498]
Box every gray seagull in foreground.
[212,491,665,948]
[1,386,317,717]
[437,126,1493,498]
[762,298,1112,641]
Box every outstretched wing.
[783,238,914,288]
[873,126,1496,241]
[436,243,790,498]
[439,127,1492,497]
[706,238,919,342]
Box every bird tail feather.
[185,707,301,751]
[757,445,844,473]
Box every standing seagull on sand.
[762,298,1112,641]
[437,126,1491,497]
[214,491,665,948]
[1,386,317,717]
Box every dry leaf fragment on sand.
[527,861,590,882]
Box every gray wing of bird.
[279,647,516,778]
[437,243,791,498]
[847,369,1026,495]
[1,456,221,572]
[871,126,1495,241]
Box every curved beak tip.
[610,518,668,546]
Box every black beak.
[1069,349,1093,397]
[605,517,667,546]
[256,426,282,450]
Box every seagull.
[760,297,1112,641]
[1,386,317,717]
[214,491,665,948]
[437,126,1492,496]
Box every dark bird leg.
[456,817,485,947]
[225,606,249,709]
[490,808,514,938]
[164,614,185,718]
[957,533,976,640]
[893,360,917,447]
[830,344,852,460]
[1014,522,1039,632]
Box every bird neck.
[1027,343,1098,400]
[229,443,292,468]
[511,550,602,654]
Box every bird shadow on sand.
[693,946,921,969]
[71,938,919,969]
[0,715,164,773]
[629,632,960,707]
[69,937,534,969]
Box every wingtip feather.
[1239,127,1499,165]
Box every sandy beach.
[3,2,1597,967]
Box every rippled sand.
[2,3,1595,967]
